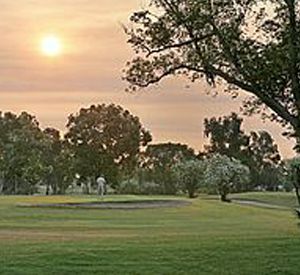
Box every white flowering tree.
[205,154,250,202]
[174,160,207,198]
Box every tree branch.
[145,34,214,57]
[285,0,300,113]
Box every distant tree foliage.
[246,130,282,190]
[43,128,73,195]
[174,159,206,198]
[124,0,300,150]
[141,142,197,194]
[204,113,249,160]
[285,158,300,206]
[205,154,250,202]
[0,105,152,195]
[0,106,287,197]
[204,113,281,190]
[0,112,48,194]
[65,104,152,191]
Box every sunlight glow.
[41,35,62,57]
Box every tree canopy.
[174,159,207,198]
[204,113,282,189]
[285,157,300,205]
[124,0,300,147]
[0,112,48,194]
[205,154,250,202]
[204,113,249,160]
[65,104,152,188]
[141,142,197,194]
[43,128,73,195]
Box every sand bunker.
[19,199,191,210]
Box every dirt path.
[232,199,290,210]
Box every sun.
[41,35,62,57]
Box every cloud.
[0,0,295,158]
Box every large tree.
[42,128,73,195]
[205,154,250,202]
[0,112,48,194]
[204,113,281,189]
[124,0,300,148]
[246,130,282,189]
[285,157,300,205]
[65,104,152,191]
[174,159,207,198]
[204,113,249,161]
[141,142,197,194]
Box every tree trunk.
[46,184,50,196]
[0,179,3,194]
[52,184,57,195]
[188,190,195,199]
[83,182,90,194]
[187,186,196,199]
[220,193,231,203]
[295,186,300,207]
[294,166,300,207]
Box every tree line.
[122,0,300,204]
[0,104,299,202]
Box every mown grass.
[0,194,300,274]
[231,192,298,208]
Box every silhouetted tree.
[285,158,300,206]
[124,0,300,150]
[204,113,281,189]
[246,131,281,190]
[204,113,249,161]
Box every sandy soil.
[18,199,191,210]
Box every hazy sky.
[0,0,295,158]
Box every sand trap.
[18,199,191,210]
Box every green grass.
[0,194,300,274]
[231,192,298,208]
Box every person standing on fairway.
[96,175,106,198]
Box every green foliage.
[204,113,282,190]
[0,112,48,194]
[204,113,248,160]
[42,128,73,195]
[174,159,206,198]
[141,143,197,194]
[284,157,300,205]
[118,179,140,195]
[118,179,161,195]
[205,154,250,201]
[65,104,152,189]
[246,131,282,189]
[125,0,300,148]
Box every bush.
[118,179,140,194]
[139,181,161,195]
[174,160,207,198]
[205,154,250,202]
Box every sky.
[0,0,296,158]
